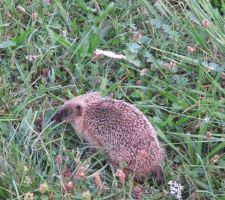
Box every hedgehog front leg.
[152,165,165,185]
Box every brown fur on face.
[53,92,165,184]
[52,103,82,122]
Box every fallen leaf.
[94,49,126,59]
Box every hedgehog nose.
[52,111,62,122]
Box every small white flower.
[168,180,184,200]
[25,54,39,61]
[140,68,149,76]
[203,117,210,123]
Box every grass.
[0,0,225,199]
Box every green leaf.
[46,27,72,49]
[154,85,189,110]
[72,18,79,34]
[77,35,89,59]
[127,43,142,53]
[0,12,3,38]
[188,24,208,50]
[140,36,152,44]
[127,59,141,67]
[76,0,92,13]
[155,125,190,164]
[95,2,115,24]
[89,27,100,53]
[100,77,108,91]
[208,142,225,158]
[151,18,162,29]
[176,110,200,126]
[143,50,154,63]
[140,0,161,19]
[58,2,72,29]
[11,29,34,46]
[0,40,16,49]
[102,82,120,95]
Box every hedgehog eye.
[74,104,82,116]
[75,105,81,111]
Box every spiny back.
[54,92,165,182]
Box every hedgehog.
[53,92,165,183]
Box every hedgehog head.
[52,98,83,123]
[52,92,102,123]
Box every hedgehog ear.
[74,104,82,116]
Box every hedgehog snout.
[52,110,63,122]
[52,105,75,122]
